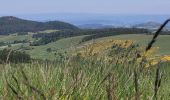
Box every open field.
[1,32,170,99]
[0,35,32,42]
[86,34,170,56]
[27,35,86,59]
[1,34,170,59]
[0,32,86,59]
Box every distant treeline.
[31,29,102,45]
[148,31,170,35]
[0,49,31,63]
[0,40,28,47]
[17,32,28,35]
[81,28,148,42]
[31,28,148,46]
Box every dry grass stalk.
[105,73,116,100]
[139,19,170,70]
[144,19,170,99]
[154,63,162,99]
[134,69,140,100]
[6,49,13,64]
[146,19,170,52]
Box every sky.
[0,0,170,15]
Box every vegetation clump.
[0,49,31,63]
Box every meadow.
[1,33,170,59]
[0,31,170,99]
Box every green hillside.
[0,16,78,35]
[1,33,170,60]
[27,35,86,59]
[96,34,170,56]
[0,34,86,59]
[1,33,170,99]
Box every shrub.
[0,49,31,63]
[46,48,52,52]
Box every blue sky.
[0,0,170,15]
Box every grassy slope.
[92,34,170,56]
[1,48,170,99]
[0,31,86,59]
[1,33,170,59]
[1,34,170,99]
[27,35,86,59]
[0,29,59,42]
[1,35,86,60]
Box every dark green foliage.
[0,41,27,47]
[31,29,91,45]
[0,16,78,35]
[46,48,52,52]
[160,31,170,35]
[8,44,12,47]
[13,40,28,44]
[0,49,31,63]
[82,28,148,42]
[0,42,13,47]
[0,42,6,46]
[17,32,28,35]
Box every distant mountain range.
[78,21,170,30]
[1,14,169,26]
[78,24,114,29]
[133,22,170,30]
[0,16,78,35]
[0,15,169,35]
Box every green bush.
[0,49,31,63]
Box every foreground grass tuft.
[0,50,170,99]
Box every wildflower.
[161,55,170,61]
[150,60,159,66]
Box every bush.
[0,49,31,63]
[46,48,52,52]
[0,42,6,46]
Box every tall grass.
[1,47,170,99]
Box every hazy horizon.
[0,0,170,26]
[0,13,169,27]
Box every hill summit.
[0,16,78,35]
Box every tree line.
[31,28,149,46]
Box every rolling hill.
[0,16,78,35]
